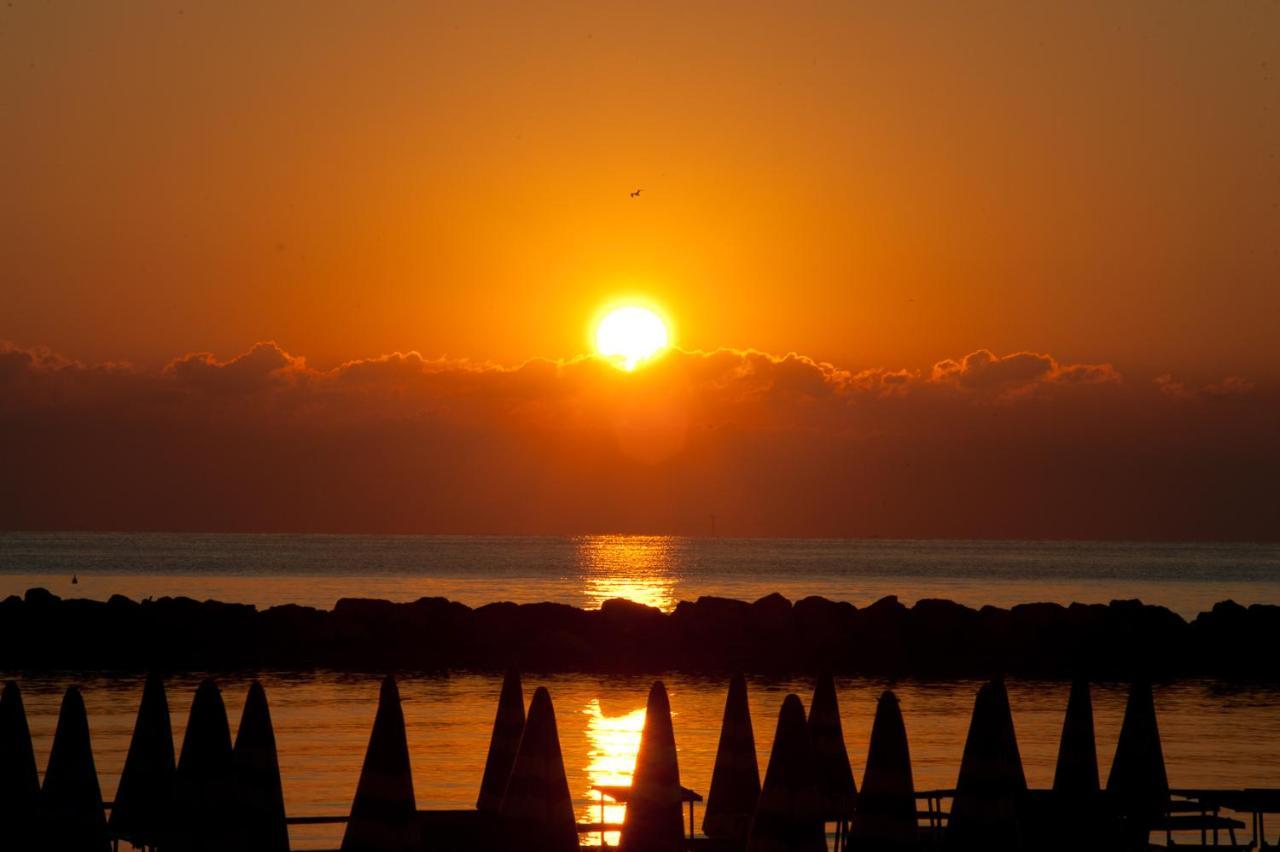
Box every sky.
[2,2,1278,537]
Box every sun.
[594,305,671,371]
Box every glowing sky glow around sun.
[594,306,670,371]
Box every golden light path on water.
[582,699,647,845]
[577,535,679,611]
[572,528,684,846]
[579,536,676,844]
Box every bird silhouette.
[630,189,643,198]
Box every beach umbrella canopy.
[620,681,685,852]
[703,673,762,840]
[945,678,1027,852]
[1040,681,1108,852]
[234,681,291,852]
[1052,680,1099,795]
[808,674,857,821]
[109,673,176,847]
[342,675,419,852]
[746,693,826,852]
[171,678,245,852]
[1105,681,1169,822]
[498,686,579,852]
[0,681,40,849]
[477,669,526,813]
[849,690,918,850]
[41,686,110,852]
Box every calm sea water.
[2,535,1279,847]
[2,533,1278,616]
[4,673,1278,850]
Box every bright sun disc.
[595,306,670,371]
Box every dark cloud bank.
[1,341,1276,539]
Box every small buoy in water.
[71,574,78,584]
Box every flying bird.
[630,189,643,198]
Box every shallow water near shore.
[3,533,1279,617]
[5,672,1279,849]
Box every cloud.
[0,340,1274,539]
[1156,372,1257,400]
[166,341,308,394]
[1054,362,1123,385]
[0,343,75,380]
[930,349,1120,395]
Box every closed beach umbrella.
[477,669,526,813]
[234,681,290,852]
[746,693,826,852]
[1052,680,1099,795]
[109,672,176,848]
[1106,681,1169,828]
[342,675,419,852]
[808,674,857,822]
[620,681,684,852]
[703,674,761,841]
[171,678,244,852]
[1043,682,1104,852]
[498,686,578,852]
[0,681,40,849]
[41,686,110,852]
[849,690,917,850]
[945,678,1026,852]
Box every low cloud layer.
[1,341,1275,539]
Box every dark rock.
[0,588,1270,677]
[24,587,59,606]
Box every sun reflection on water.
[582,698,647,846]
[577,535,679,611]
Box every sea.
[2,533,1278,849]
[2,532,1278,615]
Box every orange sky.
[2,3,1279,538]
[3,1,1278,382]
